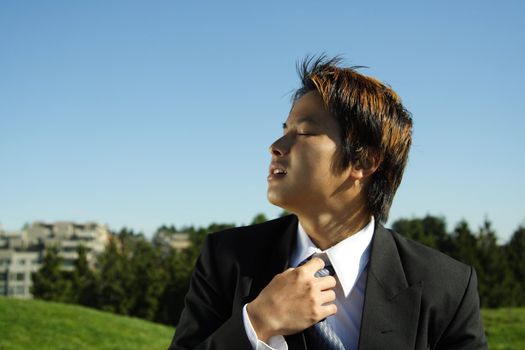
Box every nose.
[269,135,290,157]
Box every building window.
[16,273,25,281]
[0,259,10,267]
[0,286,6,295]
[18,259,26,265]
[63,259,75,268]
[62,246,77,253]
[16,286,25,295]
[0,273,7,281]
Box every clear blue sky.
[1,0,524,242]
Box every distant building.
[0,221,110,299]
[0,249,40,299]
[169,233,191,251]
[154,230,191,252]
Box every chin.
[267,190,286,207]
[267,191,296,213]
[266,191,281,206]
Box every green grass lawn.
[1,297,524,349]
[0,297,175,350]
[482,308,525,350]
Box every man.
[169,56,487,350]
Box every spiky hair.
[294,55,413,223]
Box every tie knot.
[314,264,335,277]
[298,254,335,277]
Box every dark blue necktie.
[299,257,346,350]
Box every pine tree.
[475,219,515,307]
[31,246,70,301]
[156,247,193,325]
[128,238,165,320]
[95,237,132,315]
[392,217,437,248]
[70,244,97,306]
[449,220,479,268]
[505,226,525,305]
[251,213,268,225]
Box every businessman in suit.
[169,56,487,349]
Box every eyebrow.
[282,116,320,129]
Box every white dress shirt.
[243,217,375,350]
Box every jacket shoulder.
[202,215,296,268]
[208,214,296,246]
[385,227,474,296]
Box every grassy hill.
[1,297,524,349]
[0,297,174,350]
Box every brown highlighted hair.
[294,55,413,223]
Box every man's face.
[267,91,352,214]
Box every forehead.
[287,91,337,127]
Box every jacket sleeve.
[435,266,488,350]
[168,234,253,350]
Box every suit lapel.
[246,215,298,300]
[358,224,422,350]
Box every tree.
[279,210,290,217]
[94,237,133,315]
[392,215,448,249]
[475,219,517,307]
[152,225,178,252]
[421,215,451,252]
[69,245,97,307]
[448,220,479,268]
[251,213,268,225]
[128,239,165,320]
[505,226,525,305]
[156,248,193,325]
[31,246,70,301]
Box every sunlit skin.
[246,91,380,343]
[267,90,378,250]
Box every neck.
[296,206,372,250]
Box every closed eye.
[297,130,318,136]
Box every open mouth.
[268,164,287,180]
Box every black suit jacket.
[169,215,487,350]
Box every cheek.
[301,149,338,181]
[314,145,338,171]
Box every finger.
[319,289,336,304]
[320,303,338,318]
[300,257,325,275]
[317,303,337,321]
[315,275,337,290]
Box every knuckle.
[288,269,299,282]
[310,257,321,264]
[307,296,318,310]
[312,306,323,320]
[297,267,309,280]
[306,279,316,289]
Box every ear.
[349,148,382,180]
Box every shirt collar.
[291,216,375,297]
